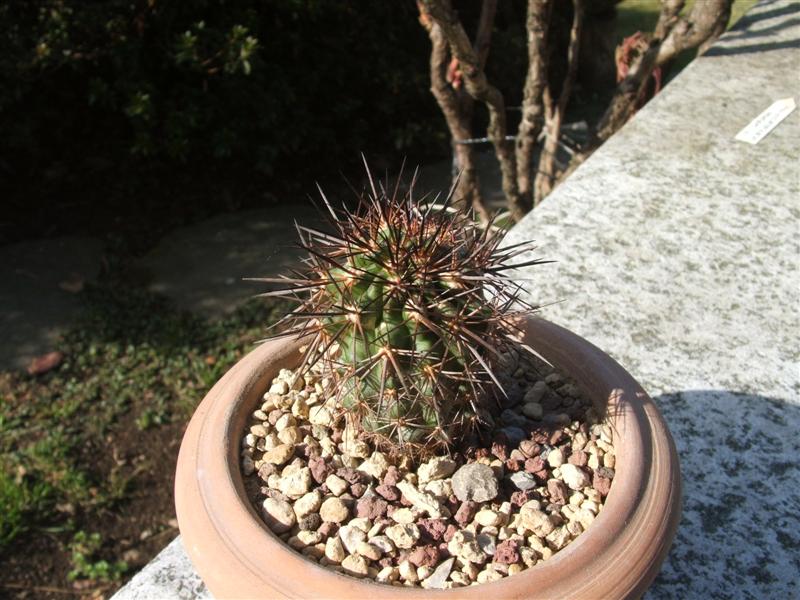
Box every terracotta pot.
[175,317,681,599]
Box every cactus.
[262,168,543,457]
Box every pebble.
[522,402,544,419]
[298,513,321,531]
[423,479,452,499]
[408,544,439,567]
[269,381,289,395]
[398,560,418,582]
[385,523,420,549]
[325,474,349,496]
[524,381,548,404]
[355,496,388,519]
[519,505,556,537]
[451,463,499,503]
[417,457,457,484]
[547,447,565,468]
[320,497,350,523]
[500,426,527,445]
[263,444,294,466]
[500,409,528,428]
[308,406,332,426]
[358,452,390,479]
[477,567,503,583]
[376,566,399,583]
[560,464,591,491]
[420,557,454,589]
[547,479,569,504]
[341,554,369,577]
[293,490,322,518]
[474,509,503,527]
[477,532,496,556]
[338,525,367,554]
[355,540,383,561]
[546,526,572,550]
[494,539,521,564]
[510,471,537,491]
[391,507,415,524]
[396,481,444,518]
[261,498,296,534]
[368,535,395,554]
[277,466,312,498]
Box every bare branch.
[534,0,584,204]
[422,0,529,222]
[418,2,489,221]
[584,0,733,157]
[516,0,552,203]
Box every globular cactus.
[262,168,543,457]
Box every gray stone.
[451,463,499,503]
[509,471,538,491]
[420,557,455,589]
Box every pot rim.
[176,316,681,599]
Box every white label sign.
[735,97,796,145]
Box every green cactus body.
[267,170,542,457]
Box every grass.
[0,267,288,578]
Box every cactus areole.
[261,171,546,457]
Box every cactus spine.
[264,169,542,457]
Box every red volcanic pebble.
[491,440,509,461]
[417,518,448,543]
[568,450,588,467]
[443,524,458,542]
[510,490,537,507]
[408,545,440,568]
[355,496,388,519]
[524,456,545,474]
[505,458,523,472]
[382,466,401,486]
[453,501,478,527]
[308,456,331,484]
[547,479,568,504]
[375,484,401,501]
[494,539,521,564]
[518,440,540,457]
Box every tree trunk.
[516,0,552,206]
[534,0,583,204]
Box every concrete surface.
[0,236,103,370]
[135,205,323,318]
[112,1,800,597]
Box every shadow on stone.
[647,390,800,599]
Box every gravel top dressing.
[240,347,616,589]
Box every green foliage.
[272,173,542,456]
[0,1,453,241]
[68,530,128,582]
